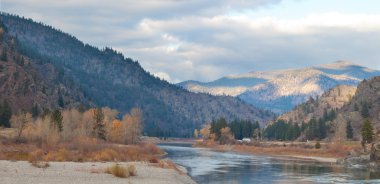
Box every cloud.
[2,0,380,83]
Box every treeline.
[0,101,12,127]
[9,107,142,145]
[264,120,301,141]
[265,109,336,141]
[199,118,261,144]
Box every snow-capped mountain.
[178,61,380,113]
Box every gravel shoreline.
[0,160,196,184]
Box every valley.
[1,3,380,184]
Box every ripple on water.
[159,144,380,184]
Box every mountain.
[277,85,357,124]
[179,61,380,113]
[0,13,274,137]
[268,76,380,141]
[331,76,380,141]
[0,26,92,114]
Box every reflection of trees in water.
[163,145,380,183]
[346,168,380,180]
[196,160,282,184]
[273,159,380,181]
[273,161,334,175]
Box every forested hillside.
[265,77,380,142]
[0,22,91,128]
[0,13,273,137]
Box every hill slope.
[268,77,380,141]
[277,85,357,124]
[331,76,380,141]
[0,13,273,137]
[0,26,91,115]
[179,61,380,113]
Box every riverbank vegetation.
[0,107,164,162]
[196,118,363,159]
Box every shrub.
[315,142,321,149]
[149,157,159,163]
[105,164,128,178]
[30,161,50,168]
[28,149,44,162]
[127,164,137,176]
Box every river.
[159,143,380,184]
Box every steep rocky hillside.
[332,77,380,141]
[179,61,380,113]
[277,85,357,123]
[268,77,380,142]
[0,13,273,137]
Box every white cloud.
[2,0,380,83]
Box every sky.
[2,0,380,83]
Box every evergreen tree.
[93,108,106,140]
[306,118,317,140]
[354,103,359,111]
[58,95,64,108]
[50,109,63,132]
[346,121,353,139]
[361,102,370,118]
[318,118,327,139]
[0,101,12,127]
[31,103,39,118]
[361,118,374,144]
[1,47,7,61]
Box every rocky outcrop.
[278,85,356,123]
[331,76,380,141]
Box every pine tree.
[31,103,39,118]
[93,108,106,140]
[354,103,359,111]
[51,110,63,132]
[361,119,374,144]
[346,121,353,139]
[1,47,7,61]
[361,102,370,118]
[58,95,64,108]
[0,101,12,127]
[318,118,327,139]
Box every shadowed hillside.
[0,13,273,137]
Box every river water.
[159,143,380,184]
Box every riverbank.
[194,141,361,163]
[0,160,196,184]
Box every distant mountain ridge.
[179,61,380,113]
[0,13,274,137]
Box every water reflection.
[159,143,380,184]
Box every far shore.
[0,160,196,184]
[190,140,362,164]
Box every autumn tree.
[219,127,234,144]
[124,108,143,144]
[200,124,211,140]
[93,108,106,140]
[194,129,199,139]
[109,119,124,143]
[10,112,32,141]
